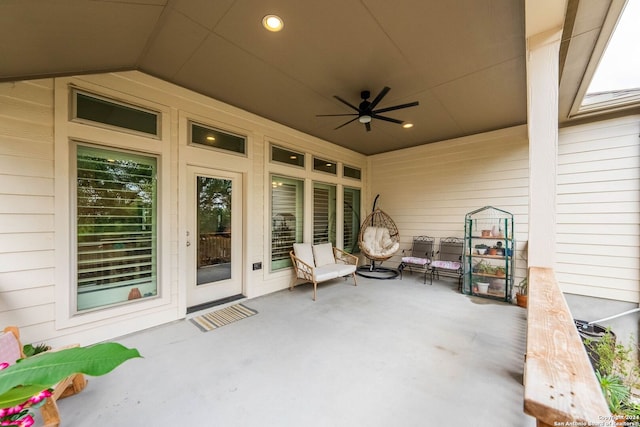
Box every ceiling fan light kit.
[317,86,419,132]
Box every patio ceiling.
[0,0,614,155]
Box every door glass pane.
[197,176,232,285]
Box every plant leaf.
[0,343,141,396]
[0,384,49,408]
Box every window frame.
[55,78,172,329]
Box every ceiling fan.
[317,86,419,131]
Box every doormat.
[189,303,258,332]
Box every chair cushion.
[361,227,399,257]
[431,260,461,270]
[312,243,335,267]
[293,243,314,267]
[314,265,341,282]
[0,331,22,365]
[401,256,430,266]
[333,263,356,277]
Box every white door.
[186,167,243,309]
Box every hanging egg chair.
[356,195,400,279]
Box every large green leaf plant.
[0,343,140,426]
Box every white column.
[526,29,562,268]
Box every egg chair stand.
[356,195,401,279]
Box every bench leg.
[313,281,317,301]
[352,272,357,286]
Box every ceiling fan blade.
[368,86,391,110]
[372,114,404,124]
[373,101,419,114]
[316,113,358,117]
[334,117,359,130]
[334,95,360,112]
[365,122,371,132]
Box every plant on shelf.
[474,243,489,255]
[473,259,493,274]
[494,266,506,277]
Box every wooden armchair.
[1,326,87,427]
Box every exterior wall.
[0,79,55,342]
[557,115,640,303]
[367,125,530,288]
[0,72,366,346]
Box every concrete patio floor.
[48,274,536,426]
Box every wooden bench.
[524,267,611,426]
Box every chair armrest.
[333,247,358,266]
[289,251,315,281]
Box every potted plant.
[474,243,489,255]
[473,260,492,275]
[515,277,528,308]
[494,266,506,277]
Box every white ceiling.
[0,0,618,154]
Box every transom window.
[343,165,361,180]
[190,122,246,155]
[271,145,304,168]
[72,90,160,137]
[313,157,337,175]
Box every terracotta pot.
[516,293,527,308]
[488,248,498,256]
[481,230,491,237]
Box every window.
[75,145,158,311]
[313,182,336,245]
[313,157,337,175]
[271,175,304,270]
[343,165,361,180]
[343,187,361,253]
[73,90,160,137]
[271,145,304,167]
[190,122,246,155]
[574,0,640,115]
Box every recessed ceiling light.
[326,163,332,167]
[289,155,297,159]
[402,123,414,129]
[262,15,284,32]
[206,136,215,141]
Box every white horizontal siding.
[557,115,640,302]
[369,125,530,282]
[0,80,56,334]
